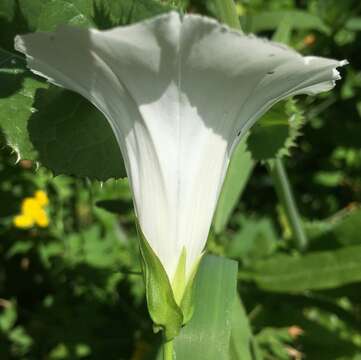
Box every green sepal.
[179,254,203,325]
[171,248,204,325]
[136,222,183,341]
[172,247,187,306]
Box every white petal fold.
[15,11,346,282]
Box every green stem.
[163,339,174,360]
[268,158,308,251]
[213,0,243,31]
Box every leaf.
[214,138,254,234]
[306,207,361,249]
[226,216,278,263]
[243,10,330,34]
[174,255,238,360]
[28,87,126,180]
[93,0,174,29]
[346,17,361,31]
[35,0,94,31]
[230,296,263,360]
[0,302,17,333]
[137,223,183,341]
[247,99,304,162]
[256,328,294,360]
[0,48,47,159]
[212,0,243,31]
[0,0,93,50]
[331,208,361,247]
[240,244,361,293]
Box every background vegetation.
[1,0,361,359]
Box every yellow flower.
[13,190,50,229]
[22,197,42,216]
[34,190,49,206]
[13,214,34,229]
[34,208,49,228]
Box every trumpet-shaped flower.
[15,12,346,288]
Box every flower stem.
[213,0,243,32]
[163,339,174,360]
[268,158,308,251]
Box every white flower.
[15,11,346,285]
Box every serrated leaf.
[0,52,126,179]
[0,48,47,158]
[241,244,361,293]
[247,99,304,162]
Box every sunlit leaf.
[174,255,238,360]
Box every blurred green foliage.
[1,0,361,359]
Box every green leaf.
[1,20,127,180]
[174,255,238,360]
[247,99,304,162]
[307,208,361,248]
[0,0,93,50]
[241,244,361,293]
[214,138,254,234]
[35,0,94,31]
[29,87,126,180]
[272,17,292,44]
[137,224,183,341]
[0,302,17,333]
[243,10,330,34]
[346,17,361,31]
[230,296,263,360]
[256,328,294,360]
[226,216,278,263]
[0,47,47,158]
[331,208,361,247]
[93,0,174,29]
[212,0,243,31]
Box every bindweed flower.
[13,190,49,229]
[15,11,346,337]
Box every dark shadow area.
[27,86,126,180]
[96,199,132,214]
[0,235,151,359]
